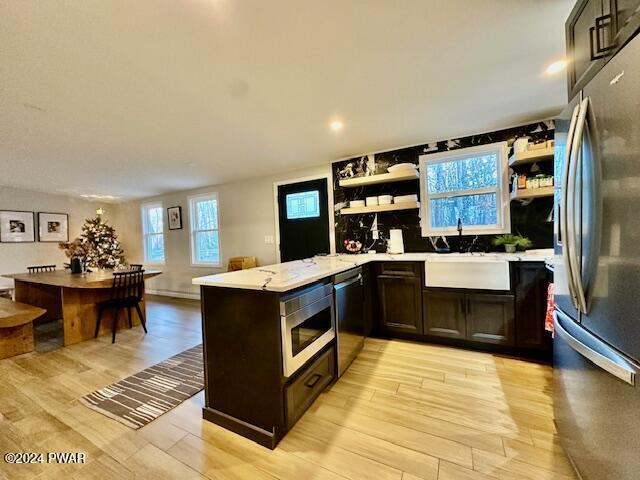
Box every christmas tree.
[80,217,126,269]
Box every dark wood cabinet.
[423,290,466,339]
[466,294,515,346]
[423,289,515,346]
[567,0,604,98]
[514,262,549,349]
[376,263,423,335]
[362,265,374,337]
[285,346,335,429]
[566,0,640,98]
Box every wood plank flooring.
[0,295,575,480]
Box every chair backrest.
[129,264,143,271]
[27,265,56,273]
[110,270,145,301]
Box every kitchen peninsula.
[193,250,552,448]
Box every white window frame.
[188,192,221,267]
[141,201,165,265]
[419,142,511,237]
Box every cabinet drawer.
[377,262,420,277]
[285,346,335,429]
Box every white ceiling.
[0,0,574,200]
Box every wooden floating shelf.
[509,146,555,167]
[510,186,554,201]
[340,201,420,215]
[338,169,419,188]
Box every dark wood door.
[566,0,604,97]
[377,274,423,334]
[466,293,515,346]
[514,263,549,349]
[423,289,466,339]
[277,178,330,262]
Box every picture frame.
[0,210,36,243]
[167,206,183,230]
[38,212,69,242]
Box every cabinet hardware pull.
[590,14,614,60]
[304,373,323,388]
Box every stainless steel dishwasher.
[333,267,365,376]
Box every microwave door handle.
[554,310,638,386]
[568,98,590,314]
[561,104,581,309]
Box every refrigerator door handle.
[561,103,581,309]
[554,310,638,386]
[567,98,590,313]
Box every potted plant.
[492,234,532,253]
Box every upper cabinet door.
[609,0,640,44]
[566,0,605,99]
[567,0,640,99]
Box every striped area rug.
[79,344,203,429]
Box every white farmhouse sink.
[425,254,511,290]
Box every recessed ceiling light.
[545,60,567,75]
[330,120,344,132]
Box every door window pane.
[430,193,498,229]
[286,190,320,219]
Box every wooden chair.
[95,270,148,343]
[27,265,56,273]
[129,264,143,271]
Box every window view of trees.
[430,193,497,228]
[426,154,499,229]
[144,205,165,263]
[192,197,219,264]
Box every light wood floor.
[0,295,575,480]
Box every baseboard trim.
[146,289,200,300]
[202,406,281,449]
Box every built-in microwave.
[280,282,335,377]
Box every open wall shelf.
[338,170,419,188]
[508,147,555,167]
[340,201,420,215]
[510,186,554,201]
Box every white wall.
[0,186,121,288]
[118,164,331,298]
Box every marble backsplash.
[332,121,555,254]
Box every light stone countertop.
[192,249,553,293]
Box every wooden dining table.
[2,269,161,346]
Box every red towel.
[545,283,555,336]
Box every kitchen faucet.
[457,218,463,253]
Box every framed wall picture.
[167,206,182,230]
[0,210,36,243]
[38,212,69,242]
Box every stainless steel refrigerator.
[554,32,640,479]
